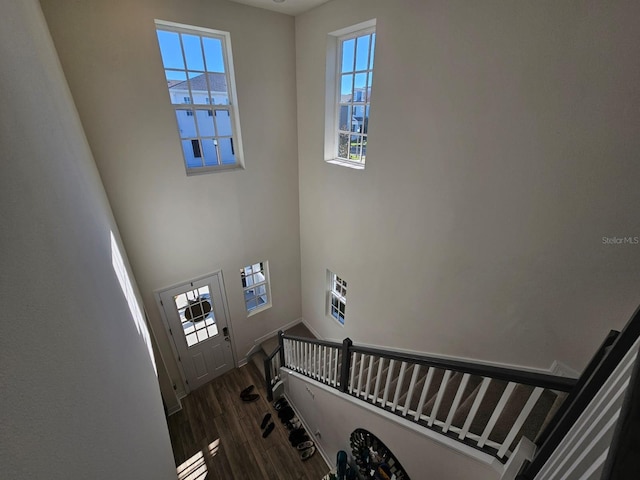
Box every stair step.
[451,378,509,434]
[496,386,557,450]
[423,371,468,422]
[534,390,567,443]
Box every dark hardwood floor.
[167,362,330,480]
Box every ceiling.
[228,0,330,16]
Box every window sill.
[247,303,272,318]
[327,313,345,327]
[325,158,365,170]
[186,163,245,176]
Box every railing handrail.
[281,333,576,392]
[282,334,342,349]
[518,302,640,479]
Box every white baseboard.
[301,317,322,340]
[549,360,580,378]
[237,356,248,368]
[167,400,183,416]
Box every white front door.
[159,273,234,391]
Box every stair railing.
[263,342,283,401]
[517,303,640,479]
[270,330,575,462]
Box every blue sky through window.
[156,30,225,73]
[341,33,375,75]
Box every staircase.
[274,336,574,463]
[262,304,640,479]
[249,322,316,378]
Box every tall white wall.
[296,0,640,371]
[39,0,301,396]
[0,0,176,478]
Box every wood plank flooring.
[167,362,330,480]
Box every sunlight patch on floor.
[208,438,220,458]
[176,450,207,480]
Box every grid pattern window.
[336,27,376,165]
[173,285,218,348]
[329,272,347,325]
[155,21,243,173]
[241,262,271,314]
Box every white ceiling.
[228,0,330,16]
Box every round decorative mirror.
[349,428,409,480]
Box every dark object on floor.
[296,440,314,450]
[285,418,301,430]
[274,397,288,411]
[241,393,259,402]
[260,413,272,429]
[289,428,310,447]
[300,445,316,461]
[240,385,254,398]
[262,422,275,438]
[278,406,295,422]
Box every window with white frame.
[328,271,347,325]
[325,20,376,168]
[241,262,271,314]
[155,20,244,173]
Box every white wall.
[296,0,640,372]
[285,372,499,480]
[0,0,176,478]
[39,0,301,396]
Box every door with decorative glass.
[158,273,234,390]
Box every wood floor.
[167,362,330,480]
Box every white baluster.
[428,370,452,426]
[402,364,421,416]
[356,354,366,396]
[496,387,544,458]
[459,377,492,440]
[364,355,375,401]
[477,382,517,448]
[321,346,327,382]
[382,359,396,407]
[392,362,408,411]
[372,357,385,405]
[333,348,340,387]
[415,367,435,421]
[443,373,471,433]
[349,352,358,394]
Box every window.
[325,20,376,169]
[173,285,218,347]
[241,262,271,315]
[328,271,347,325]
[155,20,244,173]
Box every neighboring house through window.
[325,19,376,169]
[155,20,244,173]
[328,270,347,325]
